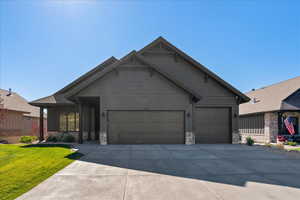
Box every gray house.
[30,37,249,144]
[239,76,300,143]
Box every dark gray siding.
[47,106,77,131]
[48,43,240,143]
[283,89,300,109]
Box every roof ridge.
[247,75,300,93]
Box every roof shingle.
[0,89,42,118]
[239,76,300,115]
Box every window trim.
[59,111,79,132]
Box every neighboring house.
[30,37,249,144]
[239,76,300,143]
[0,89,47,143]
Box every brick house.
[0,89,47,143]
[239,76,300,143]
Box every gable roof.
[65,51,202,100]
[0,89,42,118]
[30,36,249,106]
[240,76,300,115]
[30,56,118,106]
[56,56,118,95]
[138,37,250,103]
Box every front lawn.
[0,144,82,200]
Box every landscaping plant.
[19,136,38,143]
[285,141,297,146]
[246,137,254,146]
[46,133,75,143]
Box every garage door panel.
[108,111,184,144]
[194,107,231,144]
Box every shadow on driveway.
[75,144,300,189]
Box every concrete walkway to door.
[17,144,300,200]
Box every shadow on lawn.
[21,143,84,160]
[22,144,72,149]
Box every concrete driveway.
[17,144,300,200]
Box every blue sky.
[1,0,299,101]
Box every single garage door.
[108,111,184,144]
[194,107,231,143]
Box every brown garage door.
[108,111,184,144]
[194,107,231,143]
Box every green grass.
[290,147,300,152]
[0,144,83,200]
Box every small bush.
[61,134,75,143]
[19,136,38,143]
[246,137,254,146]
[46,135,58,142]
[286,141,297,146]
[46,133,75,143]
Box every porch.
[39,97,100,144]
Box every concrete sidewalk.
[17,144,300,200]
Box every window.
[59,112,79,132]
[59,113,67,132]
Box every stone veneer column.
[185,132,195,145]
[264,112,278,143]
[232,106,240,144]
[185,104,195,145]
[232,131,240,144]
[99,132,107,145]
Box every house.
[30,37,249,144]
[0,89,47,143]
[239,76,300,143]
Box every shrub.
[19,136,38,143]
[286,141,297,146]
[246,137,254,146]
[46,133,75,143]
[46,135,58,142]
[61,134,75,143]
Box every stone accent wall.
[185,132,195,144]
[100,131,107,145]
[82,131,88,141]
[232,131,240,144]
[264,112,278,143]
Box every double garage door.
[107,108,231,144]
[108,111,185,144]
